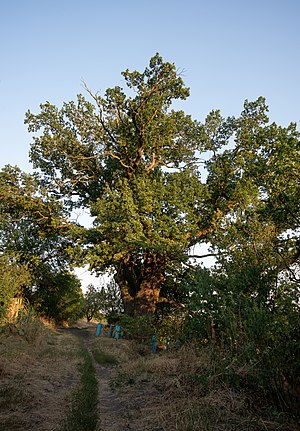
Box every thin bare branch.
[188,253,217,259]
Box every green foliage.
[0,253,31,320]
[207,97,300,277]
[84,279,123,321]
[183,264,300,413]
[32,270,85,324]
[0,165,73,251]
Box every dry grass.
[106,341,299,431]
[0,320,298,431]
[0,319,81,431]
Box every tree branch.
[188,253,217,259]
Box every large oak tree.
[25,54,299,316]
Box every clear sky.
[1,0,299,171]
[1,0,299,287]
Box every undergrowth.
[1,316,298,430]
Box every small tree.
[84,280,123,321]
[84,284,102,322]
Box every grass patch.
[60,340,98,431]
[92,348,119,366]
[111,371,137,387]
[0,384,26,408]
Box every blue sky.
[1,0,299,172]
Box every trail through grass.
[1,319,299,431]
[60,337,98,431]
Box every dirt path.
[0,320,163,431]
[78,326,132,431]
[71,323,164,431]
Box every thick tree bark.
[114,253,165,316]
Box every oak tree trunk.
[114,253,164,316]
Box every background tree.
[84,280,123,322]
[0,165,74,268]
[207,97,300,302]
[31,269,84,323]
[0,165,81,322]
[182,100,300,409]
[84,284,102,322]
